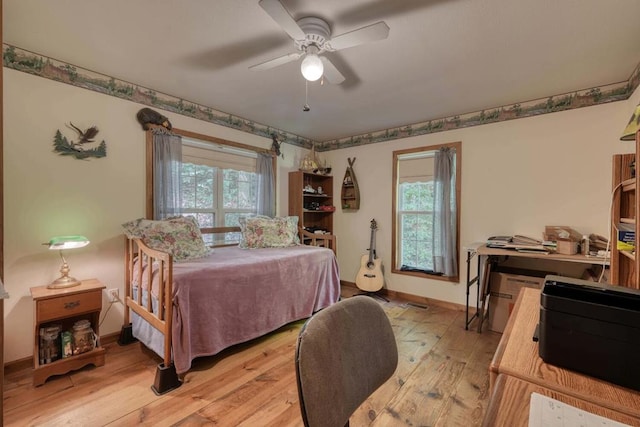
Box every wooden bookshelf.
[610,133,639,289]
[288,171,334,244]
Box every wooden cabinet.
[30,279,106,386]
[610,131,639,289]
[289,171,334,237]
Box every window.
[146,129,275,246]
[392,142,461,280]
[181,138,258,245]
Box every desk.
[485,287,640,424]
[483,374,640,426]
[464,244,609,332]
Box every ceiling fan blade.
[328,21,390,51]
[249,52,302,71]
[258,0,306,40]
[320,56,346,84]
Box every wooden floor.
[4,287,501,426]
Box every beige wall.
[324,87,640,306]
[4,65,639,363]
[3,68,306,363]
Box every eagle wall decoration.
[53,122,107,160]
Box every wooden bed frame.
[120,227,336,394]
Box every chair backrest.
[295,296,398,427]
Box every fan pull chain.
[303,80,310,112]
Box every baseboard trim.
[341,280,465,312]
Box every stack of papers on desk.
[486,235,551,254]
[513,235,543,245]
[529,392,630,427]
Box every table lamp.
[45,235,90,289]
[620,102,640,141]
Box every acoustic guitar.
[356,219,384,292]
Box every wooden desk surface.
[483,374,640,427]
[477,244,610,265]
[490,287,640,419]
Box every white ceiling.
[4,0,640,142]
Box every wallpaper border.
[4,44,639,152]
[2,44,313,149]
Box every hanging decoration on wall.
[271,134,284,159]
[341,157,360,210]
[53,123,107,160]
[136,108,172,131]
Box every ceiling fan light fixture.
[301,48,323,81]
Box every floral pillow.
[122,216,211,261]
[238,215,301,249]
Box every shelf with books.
[610,135,638,289]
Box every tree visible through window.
[399,181,435,271]
[181,163,215,228]
[180,140,258,245]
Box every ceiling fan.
[250,0,390,84]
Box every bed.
[121,220,340,395]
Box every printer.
[538,275,640,392]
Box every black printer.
[538,275,640,392]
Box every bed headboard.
[201,226,336,253]
[200,226,242,247]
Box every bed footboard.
[123,237,181,394]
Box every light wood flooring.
[4,287,501,426]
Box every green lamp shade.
[620,103,640,141]
[46,235,89,289]
[47,235,90,250]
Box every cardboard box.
[488,270,547,333]
[544,226,583,242]
[556,239,578,255]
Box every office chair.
[295,296,398,427]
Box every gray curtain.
[256,152,275,217]
[432,147,458,276]
[152,129,182,219]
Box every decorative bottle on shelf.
[581,235,589,255]
[72,319,95,355]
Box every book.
[486,236,512,247]
[512,235,543,246]
[515,246,550,254]
[487,235,547,251]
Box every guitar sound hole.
[367,262,375,269]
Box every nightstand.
[30,278,106,386]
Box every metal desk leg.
[465,249,480,330]
[477,255,494,333]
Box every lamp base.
[48,276,81,289]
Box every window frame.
[391,141,461,282]
[145,127,275,238]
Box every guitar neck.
[368,228,376,262]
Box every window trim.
[391,141,461,282]
[145,126,275,221]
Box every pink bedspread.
[142,245,340,374]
